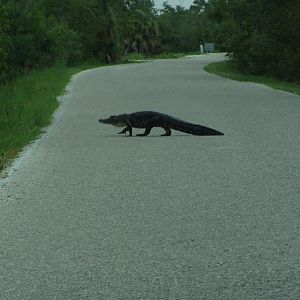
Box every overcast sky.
[154,0,194,9]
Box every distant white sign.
[204,43,215,53]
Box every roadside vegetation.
[123,52,199,62]
[205,61,300,96]
[205,0,300,83]
[1,0,299,172]
[0,63,105,173]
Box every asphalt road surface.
[1,54,299,299]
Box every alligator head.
[98,114,127,127]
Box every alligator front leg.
[118,127,129,135]
[118,123,132,136]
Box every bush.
[45,19,83,65]
[207,0,300,82]
[0,4,10,82]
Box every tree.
[157,2,210,53]
[99,0,122,63]
[190,0,206,14]
[0,3,10,81]
[124,0,159,54]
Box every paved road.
[1,54,299,299]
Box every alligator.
[99,111,223,137]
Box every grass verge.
[122,52,148,62]
[122,51,203,62]
[152,52,187,59]
[0,62,104,174]
[204,60,300,96]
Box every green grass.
[0,62,103,173]
[153,51,207,59]
[122,52,191,61]
[152,52,187,59]
[122,52,147,62]
[122,51,204,61]
[204,60,300,96]
[122,51,201,63]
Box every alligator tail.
[173,121,224,136]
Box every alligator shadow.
[103,134,220,138]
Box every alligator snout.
[99,118,109,123]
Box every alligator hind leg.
[136,127,152,136]
[161,128,171,136]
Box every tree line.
[0,0,153,83]
[0,0,299,84]
[0,0,211,84]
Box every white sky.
[154,0,195,9]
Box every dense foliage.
[206,0,300,82]
[0,0,299,84]
[0,0,216,84]
[0,0,159,83]
[156,1,215,53]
